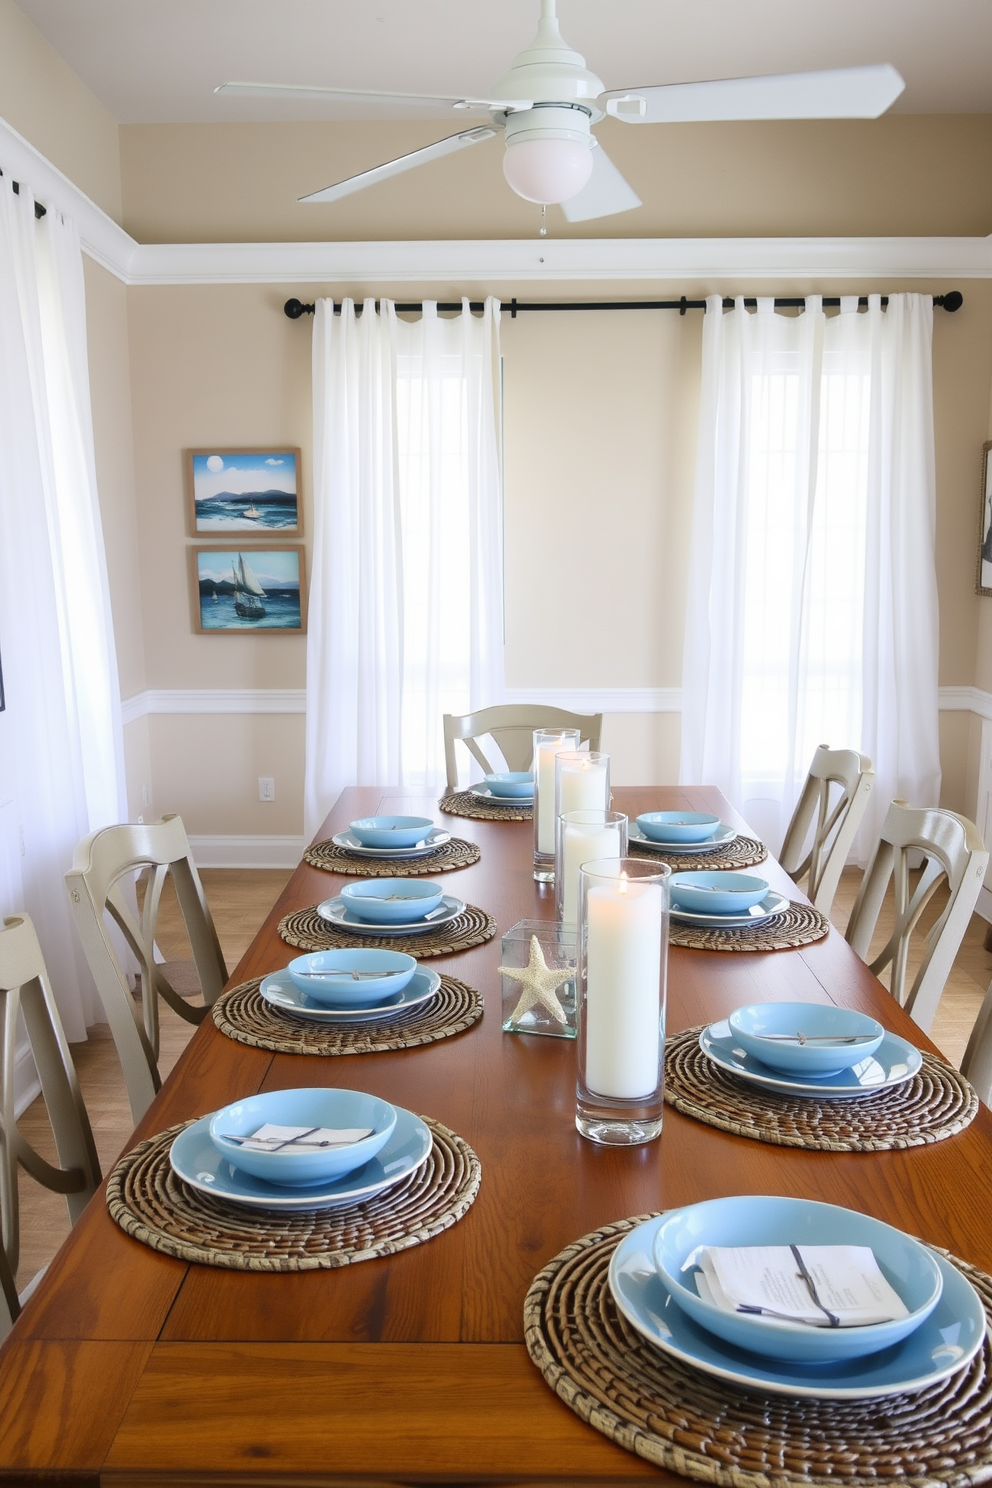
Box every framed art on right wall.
[978,441,992,595]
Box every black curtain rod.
[285,291,963,319]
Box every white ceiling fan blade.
[299,127,497,204]
[599,64,905,123]
[559,144,641,223]
[216,82,533,114]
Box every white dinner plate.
[468,783,534,805]
[669,890,790,929]
[170,1104,432,1211]
[331,828,451,859]
[629,822,738,855]
[608,1214,986,1400]
[699,1020,923,1097]
[259,967,441,1023]
[317,894,465,936]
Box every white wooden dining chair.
[779,745,875,916]
[845,800,988,1035]
[66,815,228,1124]
[0,914,102,1337]
[443,705,603,790]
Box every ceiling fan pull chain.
[540,204,547,238]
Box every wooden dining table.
[0,784,990,1487]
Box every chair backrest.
[0,914,102,1335]
[66,815,228,1124]
[845,800,988,1033]
[442,706,604,790]
[779,745,875,914]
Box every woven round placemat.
[107,1116,480,1271]
[524,1214,992,1488]
[669,900,829,952]
[439,790,532,822]
[631,835,768,871]
[666,1025,978,1151]
[303,836,480,876]
[212,974,483,1055]
[279,903,496,958]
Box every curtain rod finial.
[284,298,314,319]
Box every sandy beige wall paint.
[118,116,992,244]
[148,713,305,839]
[126,284,312,691]
[0,0,121,220]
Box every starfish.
[500,935,574,1025]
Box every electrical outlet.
[136,814,144,825]
[258,776,276,802]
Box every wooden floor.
[9,864,992,1297]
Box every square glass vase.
[501,919,578,1039]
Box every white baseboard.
[187,834,306,869]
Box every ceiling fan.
[216,0,905,222]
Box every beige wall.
[118,115,992,244]
[126,285,311,693]
[0,0,121,220]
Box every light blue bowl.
[209,1088,397,1188]
[287,949,417,1007]
[729,1002,885,1075]
[671,871,769,914]
[652,1196,943,1364]
[484,772,534,798]
[339,877,444,924]
[348,816,434,848]
[637,811,721,844]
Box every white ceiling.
[14,0,992,123]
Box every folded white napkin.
[685,1244,909,1328]
[236,1123,374,1152]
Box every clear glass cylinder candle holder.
[555,810,628,926]
[533,728,580,882]
[500,919,577,1038]
[575,856,670,1147]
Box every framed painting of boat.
[187,448,302,535]
[191,547,307,634]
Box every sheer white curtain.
[681,293,939,856]
[305,297,503,836]
[0,175,127,1039]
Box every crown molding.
[4,113,992,288]
[0,114,136,279]
[130,234,992,287]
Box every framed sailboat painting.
[191,547,307,633]
[187,448,302,535]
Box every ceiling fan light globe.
[502,137,593,204]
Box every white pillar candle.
[584,877,663,1100]
[562,822,622,926]
[558,757,609,818]
[537,736,572,854]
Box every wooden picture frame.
[978,441,992,596]
[187,448,302,536]
[191,546,307,634]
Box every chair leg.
[983,922,992,954]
